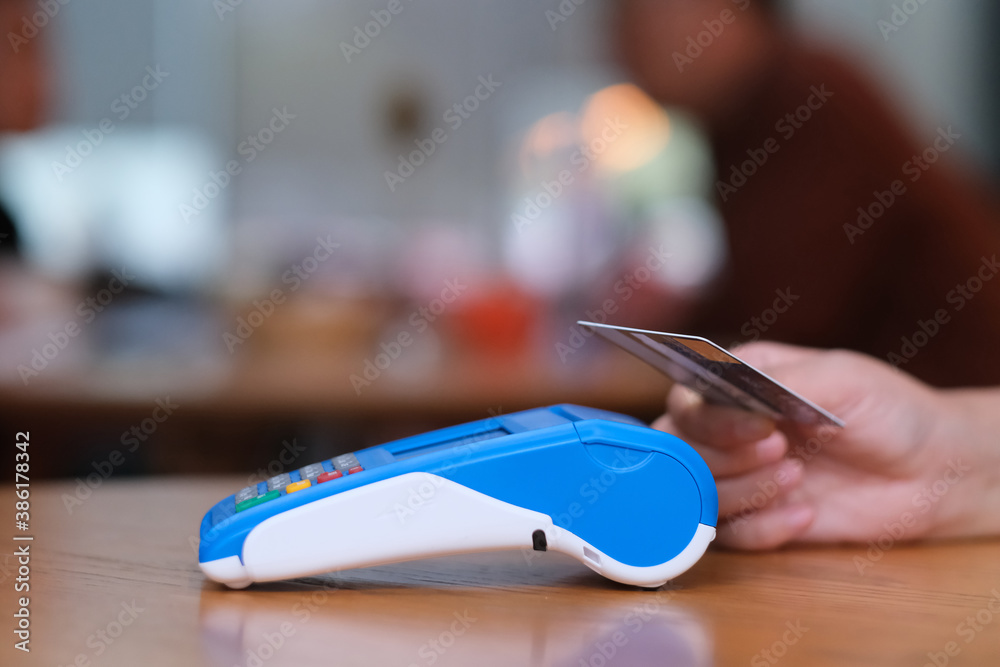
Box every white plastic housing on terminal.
[199,473,715,589]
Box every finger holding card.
[581,320,845,549]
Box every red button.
[317,470,343,483]
[348,466,363,474]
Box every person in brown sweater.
[614,0,1000,387]
[0,0,50,255]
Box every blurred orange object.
[447,281,540,360]
[0,0,50,131]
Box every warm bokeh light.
[517,111,579,175]
[516,83,673,179]
[580,83,671,175]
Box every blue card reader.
[198,404,717,588]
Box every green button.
[236,489,281,512]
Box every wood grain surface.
[3,477,999,666]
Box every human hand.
[652,342,1000,549]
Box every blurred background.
[2,0,1000,478]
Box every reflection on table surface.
[198,558,710,667]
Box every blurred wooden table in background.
[0,337,674,477]
[3,478,999,666]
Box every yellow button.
[285,480,311,494]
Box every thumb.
[733,341,856,431]
[730,341,825,372]
[732,342,936,473]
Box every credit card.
[579,321,845,427]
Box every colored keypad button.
[285,479,311,494]
[235,486,258,504]
[299,463,325,480]
[267,473,291,492]
[235,490,281,512]
[332,453,360,472]
[348,465,364,474]
[267,472,292,491]
[317,470,342,483]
